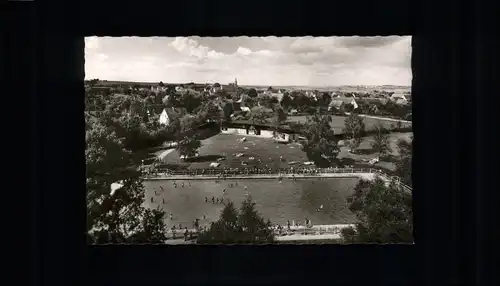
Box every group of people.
[205,196,225,204]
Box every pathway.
[162,224,356,243]
[345,113,412,124]
[157,148,176,161]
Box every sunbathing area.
[156,133,311,170]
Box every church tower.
[234,78,238,87]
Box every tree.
[240,94,256,109]
[301,114,340,167]
[176,135,202,159]
[340,177,413,243]
[343,113,365,152]
[222,102,234,121]
[371,122,391,156]
[88,78,100,87]
[197,197,275,244]
[396,120,403,131]
[248,88,258,98]
[257,94,274,109]
[86,119,167,244]
[248,106,272,125]
[280,92,292,110]
[395,137,412,186]
[180,91,202,114]
[318,92,332,107]
[274,105,288,124]
[196,101,223,124]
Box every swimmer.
[222,188,226,194]
[162,198,165,204]
[203,214,206,220]
[169,213,173,220]
[150,197,154,203]
[205,197,208,203]
[212,196,215,203]
[160,186,164,191]
[244,185,248,190]
[188,182,191,187]
[235,181,238,186]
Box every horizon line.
[87,79,410,88]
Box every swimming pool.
[143,177,360,229]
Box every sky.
[85,36,411,87]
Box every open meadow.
[287,115,412,134]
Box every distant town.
[86,78,412,121]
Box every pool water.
[143,177,359,229]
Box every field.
[143,177,360,228]
[337,132,413,171]
[287,115,412,134]
[158,134,310,170]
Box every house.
[151,85,168,93]
[390,93,408,105]
[330,91,340,98]
[364,98,388,106]
[328,97,358,112]
[328,99,345,112]
[220,120,297,143]
[158,107,186,126]
[270,92,284,102]
[158,109,170,126]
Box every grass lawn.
[287,115,412,134]
[143,177,360,228]
[158,134,311,170]
[337,132,413,172]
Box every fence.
[143,167,412,192]
[165,224,354,241]
[147,167,376,177]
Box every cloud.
[85,36,411,86]
[236,47,252,56]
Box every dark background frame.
[9,0,496,285]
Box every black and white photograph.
[85,36,413,245]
